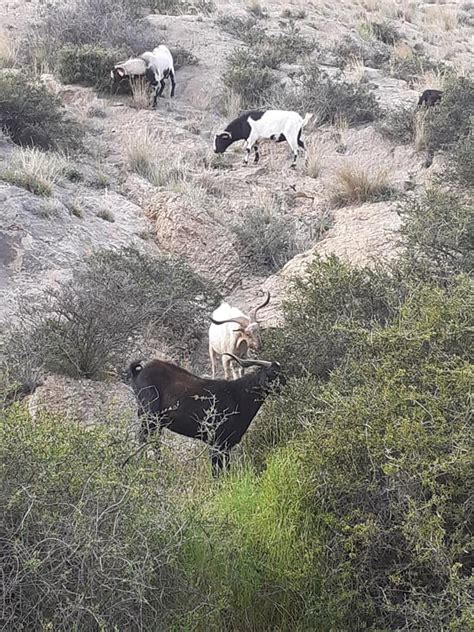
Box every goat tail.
[128,361,144,379]
[301,112,313,127]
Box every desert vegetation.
[1,0,473,630]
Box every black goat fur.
[128,358,284,476]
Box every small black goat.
[128,354,284,476]
[418,89,443,107]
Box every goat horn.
[210,316,248,327]
[223,353,272,368]
[250,291,271,320]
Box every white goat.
[214,110,313,167]
[209,293,270,380]
[111,45,176,106]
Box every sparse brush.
[2,147,67,197]
[330,163,395,207]
[377,105,416,144]
[232,195,307,272]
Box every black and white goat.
[111,45,176,106]
[214,110,313,167]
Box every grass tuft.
[330,163,395,207]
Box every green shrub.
[223,48,276,109]
[0,73,83,150]
[178,447,314,630]
[57,44,128,90]
[264,255,406,377]
[0,407,183,630]
[424,75,474,152]
[377,104,416,143]
[398,189,474,280]
[450,131,474,187]
[283,62,380,125]
[180,279,472,631]
[4,247,219,381]
[232,205,307,273]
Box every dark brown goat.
[418,89,443,107]
[128,354,284,476]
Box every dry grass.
[221,89,244,120]
[330,163,394,207]
[129,77,151,110]
[425,5,459,31]
[392,40,413,60]
[0,31,18,68]
[414,108,429,152]
[331,114,349,153]
[305,137,324,179]
[412,68,447,93]
[2,148,67,196]
[345,55,367,83]
[125,129,189,188]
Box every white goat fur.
[111,46,175,101]
[245,110,312,166]
[144,45,175,82]
[209,303,257,380]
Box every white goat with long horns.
[208,292,271,380]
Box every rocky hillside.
[0,0,472,350]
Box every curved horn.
[250,291,270,321]
[210,316,249,327]
[223,353,272,368]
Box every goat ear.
[219,131,232,139]
[116,68,125,78]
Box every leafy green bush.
[450,131,474,187]
[0,73,83,150]
[264,255,406,376]
[58,44,128,90]
[398,189,474,280]
[223,48,276,108]
[1,407,183,630]
[424,75,474,152]
[4,247,219,381]
[283,62,380,125]
[179,278,473,631]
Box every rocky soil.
[0,0,472,418]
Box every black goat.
[418,89,443,107]
[128,354,284,476]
